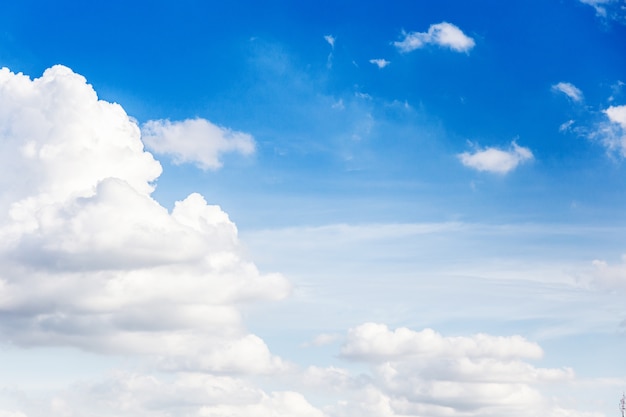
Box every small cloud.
[324,35,335,49]
[552,82,584,102]
[586,104,626,156]
[559,119,576,132]
[394,22,475,53]
[604,104,626,129]
[141,118,255,170]
[458,141,534,174]
[369,59,390,69]
[552,82,583,102]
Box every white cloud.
[586,104,626,156]
[579,0,614,17]
[0,65,289,373]
[458,141,534,174]
[605,104,626,129]
[369,59,390,69]
[394,22,475,53]
[341,323,544,362]
[559,119,575,132]
[333,323,577,417]
[50,371,327,417]
[552,82,584,102]
[324,35,335,49]
[141,118,255,171]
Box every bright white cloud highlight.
[552,82,584,102]
[332,323,577,417]
[324,35,335,48]
[369,59,390,68]
[586,104,626,156]
[0,65,289,373]
[341,323,543,361]
[394,22,475,53]
[141,118,255,170]
[458,141,534,174]
[605,104,626,129]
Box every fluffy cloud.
[369,59,390,69]
[605,104,626,129]
[586,104,626,156]
[332,323,576,417]
[394,22,475,53]
[341,323,543,362]
[141,118,255,170]
[38,372,327,417]
[458,141,533,174]
[552,82,584,102]
[0,65,289,372]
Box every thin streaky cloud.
[552,82,584,102]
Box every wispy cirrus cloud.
[552,82,584,102]
[458,141,534,174]
[394,22,475,53]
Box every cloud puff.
[605,104,626,129]
[458,141,534,174]
[324,35,335,49]
[0,65,289,373]
[369,59,390,69]
[141,118,255,170]
[394,22,475,53]
[333,323,575,417]
[585,104,626,156]
[341,323,544,362]
[552,82,584,102]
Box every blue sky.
[0,1,625,416]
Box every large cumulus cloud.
[0,65,290,372]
